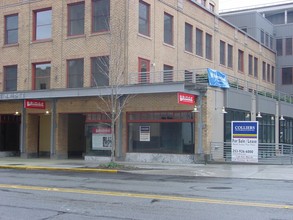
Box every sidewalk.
[0,157,293,180]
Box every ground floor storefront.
[1,85,293,163]
[0,92,205,162]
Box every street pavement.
[0,157,293,180]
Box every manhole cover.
[207,187,232,190]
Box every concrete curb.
[0,165,118,173]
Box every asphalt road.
[0,169,292,220]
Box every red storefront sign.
[177,92,196,106]
[24,99,46,109]
[92,127,112,134]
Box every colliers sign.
[24,99,46,109]
[177,92,195,105]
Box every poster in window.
[92,127,112,150]
[140,126,150,142]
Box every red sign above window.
[24,99,46,109]
[177,92,196,106]
[92,127,112,134]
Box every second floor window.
[68,2,85,36]
[206,33,212,60]
[164,12,173,45]
[282,67,293,85]
[238,49,244,72]
[92,0,110,33]
[185,23,193,52]
[227,44,233,68]
[33,63,51,90]
[254,57,258,78]
[272,66,275,83]
[91,56,109,87]
[276,39,283,56]
[248,55,253,75]
[286,38,292,56]
[139,0,150,36]
[68,59,84,88]
[4,65,17,91]
[267,63,271,82]
[220,40,226,65]
[260,30,264,44]
[262,61,266,81]
[196,28,203,56]
[5,14,18,45]
[34,9,52,40]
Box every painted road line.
[0,184,292,210]
[0,165,118,173]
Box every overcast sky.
[219,0,293,11]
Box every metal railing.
[210,142,293,164]
[128,69,293,104]
[128,69,208,85]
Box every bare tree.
[92,4,133,162]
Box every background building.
[221,2,293,154]
[0,0,290,163]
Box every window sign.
[140,126,150,142]
[231,121,258,163]
[92,127,112,150]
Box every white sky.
[219,0,293,11]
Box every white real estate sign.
[231,121,258,163]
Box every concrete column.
[197,93,203,155]
[54,114,68,159]
[252,95,256,121]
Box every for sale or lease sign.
[231,121,259,163]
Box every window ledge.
[66,34,86,40]
[31,39,53,44]
[90,31,110,37]
[184,50,193,55]
[138,33,152,40]
[163,42,175,49]
[3,43,19,48]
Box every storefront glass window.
[257,114,275,143]
[127,111,194,154]
[85,113,112,156]
[224,109,249,142]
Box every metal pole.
[275,101,279,152]
[20,101,26,157]
[117,96,123,159]
[197,94,203,156]
[50,99,56,158]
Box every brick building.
[0,0,286,163]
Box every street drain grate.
[207,187,232,190]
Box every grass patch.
[98,162,124,169]
[97,162,139,170]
